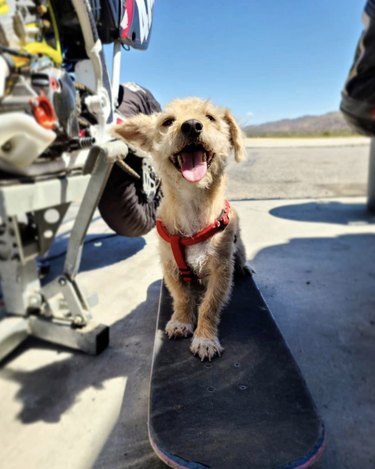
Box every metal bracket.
[34,203,70,256]
[0,139,129,361]
[41,274,91,326]
[64,140,128,279]
[28,315,109,356]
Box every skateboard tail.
[278,424,326,469]
[149,429,210,469]
[148,423,325,469]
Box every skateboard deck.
[149,274,325,469]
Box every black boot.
[341,7,375,135]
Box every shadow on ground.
[0,280,165,469]
[39,233,146,275]
[250,203,375,469]
[269,201,375,225]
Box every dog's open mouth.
[170,144,214,183]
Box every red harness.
[156,200,231,283]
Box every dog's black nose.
[181,119,203,137]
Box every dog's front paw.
[190,336,224,361]
[165,320,194,339]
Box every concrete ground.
[228,136,371,200]
[1,138,374,469]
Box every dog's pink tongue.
[179,150,207,183]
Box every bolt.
[58,276,67,286]
[28,293,42,308]
[37,4,48,14]
[73,315,84,326]
[40,303,51,317]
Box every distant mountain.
[243,111,357,137]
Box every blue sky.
[106,0,365,125]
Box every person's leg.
[341,1,375,135]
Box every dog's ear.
[223,110,246,162]
[113,113,158,152]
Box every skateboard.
[149,274,325,469]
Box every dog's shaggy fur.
[115,97,247,360]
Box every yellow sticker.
[0,0,10,15]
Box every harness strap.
[156,200,231,282]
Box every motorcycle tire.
[98,151,162,238]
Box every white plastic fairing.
[0,113,56,172]
[0,55,10,99]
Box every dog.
[115,97,247,361]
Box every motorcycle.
[0,0,154,172]
[0,0,160,359]
[0,0,160,232]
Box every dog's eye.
[162,117,175,127]
[206,114,216,122]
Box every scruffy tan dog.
[115,97,247,361]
